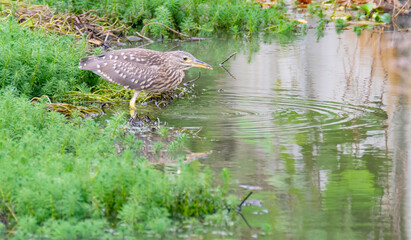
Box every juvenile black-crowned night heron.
[79,48,213,114]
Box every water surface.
[133,28,411,239]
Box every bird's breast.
[141,69,184,93]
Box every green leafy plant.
[355,3,391,23]
[148,6,175,40]
[0,18,100,100]
[0,88,236,238]
[30,0,305,38]
[157,126,170,138]
[353,25,367,36]
[380,13,392,23]
[359,3,373,17]
[152,141,164,155]
[307,3,330,40]
[335,18,348,29]
[167,133,187,152]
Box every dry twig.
[393,0,411,19]
[220,52,237,66]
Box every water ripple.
[160,90,387,139]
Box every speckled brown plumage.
[79,48,212,92]
[79,48,212,114]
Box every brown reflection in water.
[129,131,212,165]
[217,28,410,238]
[337,29,411,240]
[386,30,411,240]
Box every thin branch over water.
[220,52,238,66]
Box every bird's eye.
[183,57,188,61]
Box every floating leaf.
[355,11,362,20]
[373,13,381,22]
[381,13,391,23]
[335,18,348,29]
[353,25,363,36]
[359,3,373,16]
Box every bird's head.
[166,51,213,71]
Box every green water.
[126,29,411,239]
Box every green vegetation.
[307,3,329,40]
[0,18,239,238]
[0,0,399,238]
[357,3,391,23]
[0,18,170,115]
[351,3,391,35]
[0,18,100,100]
[0,88,235,238]
[335,18,349,32]
[29,0,304,38]
[307,1,393,38]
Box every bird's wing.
[98,48,165,66]
[79,48,168,90]
[80,58,160,90]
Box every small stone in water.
[211,230,228,236]
[239,184,263,190]
[126,36,143,42]
[244,199,263,207]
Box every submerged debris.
[47,102,102,118]
[65,89,134,104]
[31,96,102,118]
[121,114,212,164]
[128,114,157,128]
[65,83,197,107]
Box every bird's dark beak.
[191,59,213,70]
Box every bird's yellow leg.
[129,90,140,116]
